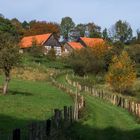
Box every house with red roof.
[78,37,104,48]
[20,33,62,56]
[64,42,84,54]
[63,37,105,55]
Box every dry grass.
[11,67,52,81]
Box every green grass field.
[70,95,140,140]
[0,54,140,140]
[56,73,140,140]
[0,77,73,134]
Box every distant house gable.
[20,33,52,48]
[43,34,62,47]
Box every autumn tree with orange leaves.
[24,21,60,38]
[89,42,109,58]
[106,51,136,94]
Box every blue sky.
[0,0,140,34]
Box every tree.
[60,17,75,41]
[106,51,136,94]
[75,24,86,37]
[90,42,109,58]
[22,21,30,29]
[24,21,60,38]
[110,20,133,43]
[136,29,140,44]
[68,48,106,76]
[0,16,19,39]
[0,33,21,94]
[68,28,80,41]
[102,28,109,40]
[126,44,140,64]
[11,18,25,37]
[86,22,102,38]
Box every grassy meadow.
[0,54,140,139]
[0,74,73,135]
[56,73,140,140]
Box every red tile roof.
[20,33,52,48]
[67,42,84,50]
[80,37,104,47]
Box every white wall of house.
[44,46,62,56]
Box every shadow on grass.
[68,122,140,140]
[0,113,140,140]
[0,114,35,140]
[9,90,33,96]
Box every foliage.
[26,39,43,59]
[68,28,80,41]
[106,51,136,94]
[60,17,75,41]
[87,22,102,38]
[24,20,60,38]
[0,33,21,94]
[11,18,25,37]
[110,20,133,43]
[102,28,109,40]
[67,48,106,76]
[90,42,109,58]
[0,16,19,39]
[75,24,86,37]
[126,44,140,64]
[47,48,56,61]
[22,21,30,29]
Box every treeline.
[0,14,60,40]
[1,14,140,45]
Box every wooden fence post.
[69,106,73,123]
[74,89,78,121]
[46,119,51,137]
[13,129,20,140]
[64,106,68,121]
[54,109,60,128]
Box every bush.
[126,44,140,64]
[106,51,136,94]
[47,48,56,61]
[67,48,106,76]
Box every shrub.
[67,48,106,76]
[106,51,136,94]
[126,44,140,64]
[47,48,56,61]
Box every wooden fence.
[50,71,85,120]
[66,74,140,119]
[1,105,83,140]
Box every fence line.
[66,74,140,119]
[50,71,85,120]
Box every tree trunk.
[3,74,10,95]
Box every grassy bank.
[55,73,140,140]
[69,94,140,140]
[0,77,73,133]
